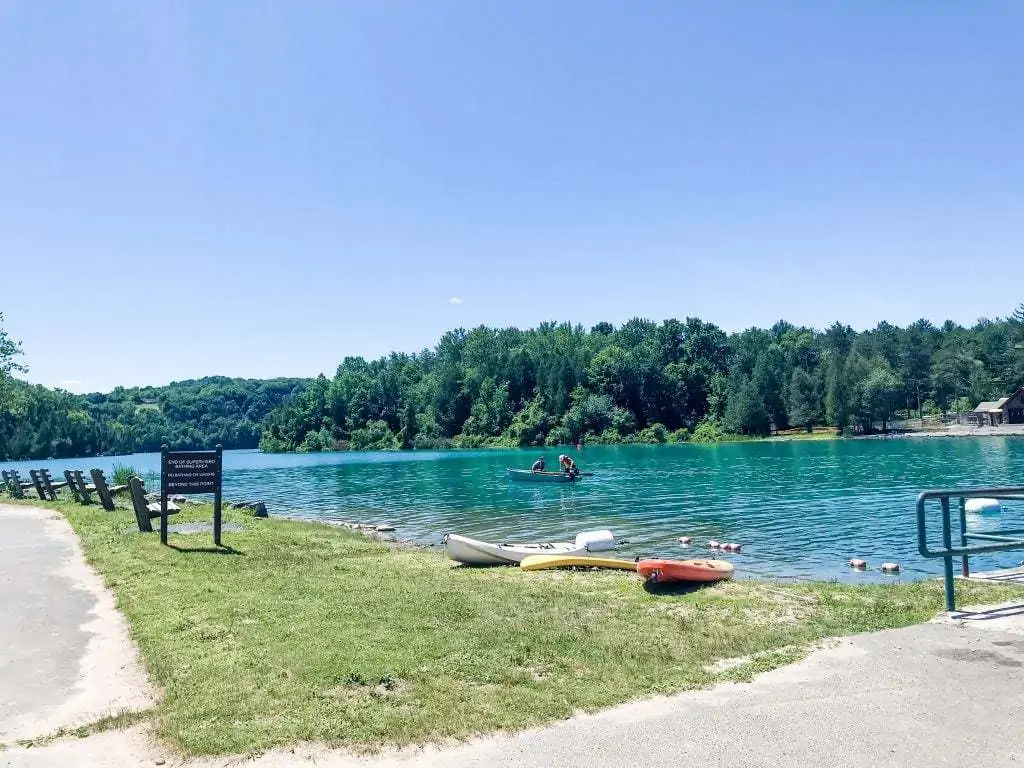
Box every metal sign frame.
[160,445,224,546]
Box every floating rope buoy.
[707,540,721,549]
[880,562,901,573]
[848,558,867,570]
[678,536,693,545]
[723,543,742,553]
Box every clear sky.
[1,1,1020,393]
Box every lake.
[4,438,1023,582]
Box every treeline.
[259,309,1024,452]
[4,309,1023,460]
[0,376,306,460]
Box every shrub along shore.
[5,495,1022,758]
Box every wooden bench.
[29,469,68,501]
[2,470,32,499]
[89,469,128,512]
[64,470,94,504]
[128,476,179,533]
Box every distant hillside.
[259,311,1024,452]
[0,376,309,461]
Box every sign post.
[160,445,224,546]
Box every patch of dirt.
[320,676,410,702]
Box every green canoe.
[506,469,590,483]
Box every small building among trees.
[970,387,1024,426]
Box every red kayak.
[637,558,734,584]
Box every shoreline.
[4,425,1023,465]
[4,496,1024,761]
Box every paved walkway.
[2,502,1022,767]
[0,504,152,746]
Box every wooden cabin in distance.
[970,387,1024,426]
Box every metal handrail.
[917,487,1024,611]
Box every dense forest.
[3,309,1024,460]
[259,307,1024,452]
[0,376,306,460]
[0,350,306,461]
[0,315,306,460]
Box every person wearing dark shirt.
[531,457,546,473]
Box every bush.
[596,428,624,444]
[691,419,724,443]
[637,422,668,443]
[545,426,571,446]
[610,407,636,436]
[411,434,451,450]
[451,433,485,449]
[112,462,142,486]
[952,397,973,414]
[668,428,690,443]
[503,395,551,447]
[349,421,400,451]
[297,428,334,452]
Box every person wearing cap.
[531,456,546,473]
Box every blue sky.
[1,1,1020,393]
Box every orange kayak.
[637,558,734,584]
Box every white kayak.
[444,529,616,566]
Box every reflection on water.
[4,438,1024,582]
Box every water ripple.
[4,440,1024,581]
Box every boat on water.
[637,558,735,584]
[506,468,591,483]
[445,529,616,566]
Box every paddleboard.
[520,555,637,572]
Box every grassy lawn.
[770,428,842,441]
[10,496,1024,757]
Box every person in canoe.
[559,454,579,479]
[531,456,546,473]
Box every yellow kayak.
[520,555,637,572]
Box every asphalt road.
[386,616,1024,768]
[0,504,150,748]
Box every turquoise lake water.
[4,438,1024,582]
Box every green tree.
[0,312,26,412]
[931,338,978,411]
[787,367,819,432]
[723,372,770,436]
[861,360,903,432]
[899,320,935,418]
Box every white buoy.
[848,558,867,570]
[707,540,721,549]
[678,536,693,545]
[965,498,1001,515]
[880,562,901,573]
